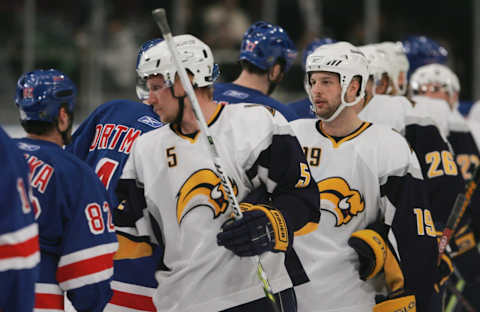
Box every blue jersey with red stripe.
[67,99,163,311]
[213,82,298,121]
[0,127,39,312]
[67,99,163,205]
[287,97,316,120]
[15,137,118,312]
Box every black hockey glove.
[347,221,387,281]
[217,203,292,257]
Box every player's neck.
[180,97,219,134]
[233,71,269,95]
[321,108,363,137]
[27,132,63,146]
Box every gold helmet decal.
[176,169,238,224]
[317,177,365,226]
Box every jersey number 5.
[295,163,311,188]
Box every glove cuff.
[373,295,416,312]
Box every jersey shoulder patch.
[137,115,163,128]
[223,89,249,99]
[17,142,40,152]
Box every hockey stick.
[152,8,281,312]
[438,165,480,255]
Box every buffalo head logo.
[317,177,365,226]
[176,169,238,224]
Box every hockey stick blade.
[439,165,480,255]
[151,8,280,312]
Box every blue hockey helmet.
[136,38,164,100]
[15,69,77,122]
[239,21,297,72]
[302,37,337,69]
[402,35,448,77]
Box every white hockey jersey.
[119,103,319,312]
[411,95,451,139]
[290,119,437,312]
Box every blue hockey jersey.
[67,99,163,311]
[67,100,163,203]
[287,97,316,120]
[0,127,39,312]
[213,82,298,121]
[16,137,118,312]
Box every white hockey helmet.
[358,44,390,95]
[376,41,410,95]
[409,63,456,97]
[305,41,369,121]
[136,34,219,93]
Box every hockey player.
[375,41,410,96]
[0,126,40,312]
[14,69,118,311]
[409,64,480,310]
[213,21,299,121]
[118,34,320,312]
[287,38,337,120]
[402,35,448,78]
[290,41,438,312]
[66,38,164,312]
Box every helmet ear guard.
[305,42,369,122]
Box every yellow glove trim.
[239,203,289,252]
[373,295,416,312]
[350,229,387,280]
[114,234,153,260]
[384,247,405,293]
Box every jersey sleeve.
[59,169,118,311]
[0,134,40,312]
[405,122,465,227]
[378,135,438,312]
[243,112,320,235]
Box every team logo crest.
[176,169,238,224]
[317,177,365,226]
[245,41,256,52]
[23,87,34,99]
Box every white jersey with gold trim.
[119,103,319,312]
[290,119,435,312]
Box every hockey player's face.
[147,75,179,123]
[419,83,450,101]
[309,72,342,119]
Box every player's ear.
[268,64,284,82]
[57,107,70,132]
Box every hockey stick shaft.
[438,165,480,255]
[152,9,280,311]
[446,281,476,312]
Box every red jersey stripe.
[0,235,39,259]
[57,252,115,282]
[109,289,156,311]
[34,293,64,309]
